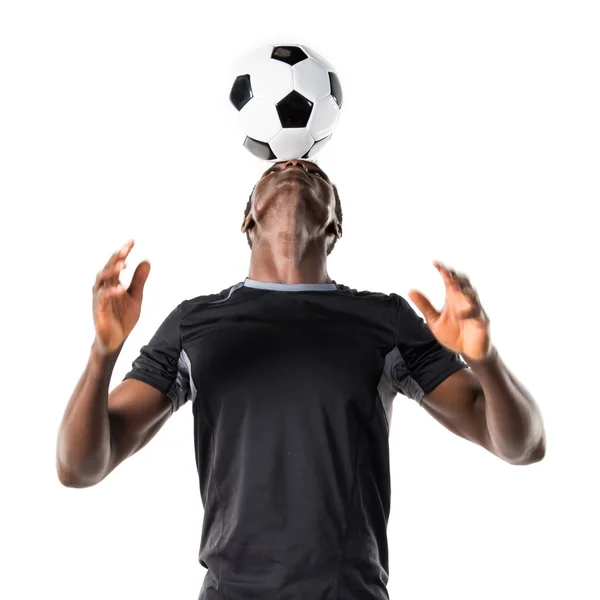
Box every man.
[56,158,546,600]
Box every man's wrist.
[90,338,122,372]
[463,345,499,371]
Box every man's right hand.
[92,240,151,356]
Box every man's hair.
[243,183,343,255]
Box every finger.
[456,305,483,320]
[434,261,468,281]
[93,240,134,290]
[433,261,460,290]
[453,284,478,302]
[94,259,126,291]
[456,283,481,312]
[454,291,488,322]
[127,261,151,300]
[434,262,476,295]
[456,304,489,323]
[454,274,472,291]
[408,289,440,323]
[103,240,134,272]
[453,292,477,315]
[96,282,127,305]
[446,268,467,287]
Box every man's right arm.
[56,340,172,488]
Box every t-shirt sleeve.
[122,302,191,413]
[391,294,467,406]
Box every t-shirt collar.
[243,278,337,292]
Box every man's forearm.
[465,346,546,465]
[56,341,121,487]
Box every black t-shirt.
[123,278,467,600]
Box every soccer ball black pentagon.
[229,44,343,162]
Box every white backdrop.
[1,1,598,599]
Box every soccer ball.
[229,44,343,162]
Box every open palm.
[408,261,491,361]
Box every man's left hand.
[408,261,492,362]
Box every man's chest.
[181,303,395,424]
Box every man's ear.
[326,220,342,239]
[241,212,254,234]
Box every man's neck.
[247,233,332,285]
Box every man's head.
[241,159,343,256]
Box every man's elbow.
[57,462,85,488]
[56,457,104,488]
[504,436,546,466]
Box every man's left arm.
[424,350,546,465]
[408,261,546,466]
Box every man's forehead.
[260,158,327,176]
[270,158,318,167]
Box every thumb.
[408,289,440,324]
[128,261,151,300]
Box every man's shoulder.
[335,282,402,306]
[179,281,245,316]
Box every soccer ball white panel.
[239,99,282,143]
[250,60,294,104]
[298,45,335,72]
[292,58,331,103]
[235,45,274,76]
[305,134,332,158]
[308,95,340,141]
[269,129,314,161]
